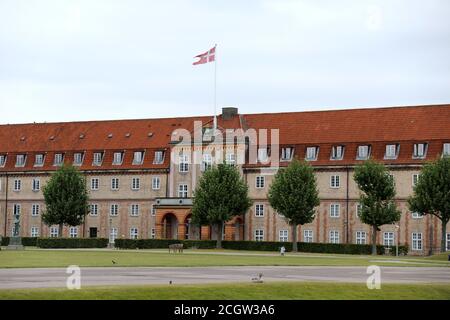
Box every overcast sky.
[0,0,449,124]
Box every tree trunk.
[441,219,448,253]
[371,225,377,255]
[216,222,223,249]
[59,223,63,238]
[292,224,298,252]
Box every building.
[0,104,449,254]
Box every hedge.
[114,239,408,255]
[0,237,38,246]
[36,238,109,248]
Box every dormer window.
[15,154,26,167]
[305,146,318,161]
[73,152,84,166]
[93,152,104,166]
[356,145,370,160]
[112,152,124,165]
[442,143,450,157]
[0,155,6,167]
[132,151,144,165]
[281,147,294,161]
[384,144,399,160]
[54,153,64,166]
[257,148,268,163]
[413,143,427,159]
[153,151,164,164]
[331,145,344,160]
[34,154,45,167]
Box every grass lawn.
[0,248,449,268]
[0,282,449,300]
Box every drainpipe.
[346,167,350,244]
[3,174,8,237]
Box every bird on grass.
[112,260,117,265]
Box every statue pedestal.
[6,237,24,250]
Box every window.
[91,178,99,190]
[257,148,268,162]
[202,153,213,171]
[93,152,103,166]
[54,153,64,166]
[73,152,84,166]
[13,179,21,191]
[281,147,293,161]
[90,204,98,216]
[13,204,21,215]
[0,155,6,167]
[15,154,26,167]
[356,231,367,244]
[446,233,450,251]
[32,178,40,191]
[110,228,118,243]
[411,212,423,219]
[305,147,318,161]
[330,204,340,218]
[356,203,363,218]
[154,151,165,164]
[151,205,156,216]
[111,178,119,190]
[178,184,188,198]
[443,143,450,157]
[110,204,119,216]
[69,227,78,238]
[412,174,419,187]
[254,229,264,241]
[255,204,264,217]
[131,178,140,190]
[303,230,313,243]
[152,177,161,190]
[331,145,344,160]
[412,232,423,251]
[31,204,40,216]
[130,204,140,216]
[225,153,236,165]
[50,227,59,238]
[30,227,39,237]
[112,152,123,165]
[179,154,189,173]
[34,154,44,166]
[356,145,370,160]
[329,230,340,244]
[279,230,288,242]
[330,175,340,188]
[130,228,139,239]
[413,143,427,158]
[133,151,144,165]
[384,144,399,159]
[151,228,156,239]
[383,232,394,246]
[256,176,265,189]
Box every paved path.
[0,266,449,289]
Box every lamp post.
[108,217,113,248]
[395,224,400,257]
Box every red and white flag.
[193,46,216,65]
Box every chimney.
[222,106,238,120]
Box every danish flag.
[193,46,216,65]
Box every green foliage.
[42,165,89,233]
[114,239,217,250]
[37,238,108,248]
[408,157,450,252]
[0,237,38,246]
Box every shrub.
[0,237,38,246]
[36,238,108,248]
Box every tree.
[42,165,89,237]
[192,163,252,249]
[268,160,320,252]
[408,157,450,253]
[353,160,401,255]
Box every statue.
[7,212,24,250]
[13,214,20,237]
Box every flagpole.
[213,44,218,133]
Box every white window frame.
[225,153,236,165]
[330,204,340,218]
[91,178,99,191]
[412,174,419,187]
[256,176,265,189]
[111,177,119,190]
[179,154,189,173]
[446,233,450,251]
[131,177,140,190]
[257,148,268,163]
[201,153,213,171]
[93,152,103,166]
[30,226,39,237]
[254,229,264,241]
[50,226,59,238]
[355,231,367,244]
[305,147,318,161]
[281,147,293,161]
[356,145,370,160]
[383,232,394,247]
[303,230,313,243]
[110,228,118,243]
[69,227,78,238]
[384,144,398,159]
[73,152,84,166]
[130,204,140,216]
[356,203,363,218]
[331,145,344,160]
[112,152,123,165]
[279,229,288,242]
[0,155,6,167]
[412,232,423,251]
[32,178,40,192]
[330,175,340,188]
[255,204,265,217]
[15,154,26,167]
[13,179,21,191]
[34,154,44,167]
[329,230,340,244]
[178,184,188,198]
[54,153,64,166]
[154,151,165,164]
[443,143,450,157]
[110,204,119,216]
[413,143,427,159]
[31,204,40,216]
[411,212,423,219]
[130,228,139,239]
[133,151,144,165]
[152,177,161,190]
[90,204,99,216]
